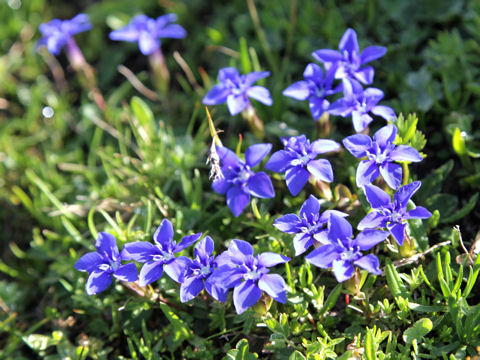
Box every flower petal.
[357,211,387,230]
[176,233,202,252]
[139,261,163,286]
[265,150,294,173]
[156,24,186,39]
[307,159,334,182]
[273,214,301,233]
[226,186,251,217]
[257,252,290,267]
[86,269,112,295]
[283,80,311,100]
[379,162,402,189]
[352,111,373,132]
[339,28,359,53]
[353,66,374,85]
[356,160,380,187]
[246,86,273,105]
[245,143,272,167]
[285,166,310,196]
[364,184,391,209]
[332,259,355,282]
[202,84,231,105]
[74,252,104,272]
[121,241,157,262]
[113,263,138,282]
[373,124,397,148]
[343,134,372,158]
[244,71,270,86]
[153,219,174,249]
[212,177,230,195]
[305,244,340,268]
[207,264,244,289]
[95,232,119,261]
[204,277,230,302]
[311,139,341,154]
[138,32,159,55]
[194,236,214,260]
[371,105,396,121]
[216,146,241,168]
[164,256,190,283]
[388,222,406,245]
[390,145,423,162]
[355,230,389,250]
[354,254,381,275]
[227,94,249,116]
[405,207,432,219]
[312,49,343,63]
[228,239,254,257]
[394,181,422,208]
[218,67,239,83]
[299,195,320,218]
[360,46,387,64]
[258,274,287,303]
[293,233,315,255]
[309,97,330,120]
[328,214,353,242]
[233,280,262,314]
[180,276,205,303]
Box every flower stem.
[241,103,265,139]
[149,48,170,95]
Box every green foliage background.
[1,0,480,358]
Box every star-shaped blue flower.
[312,28,387,86]
[202,67,272,115]
[109,14,186,55]
[212,144,274,217]
[343,124,423,189]
[121,219,201,286]
[74,232,138,295]
[265,135,340,196]
[37,14,92,55]
[306,214,389,282]
[358,182,432,245]
[283,63,341,120]
[208,240,290,314]
[273,195,348,256]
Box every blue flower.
[274,195,348,256]
[283,63,341,120]
[202,67,272,115]
[212,144,274,217]
[306,214,389,282]
[74,232,138,295]
[343,124,423,189]
[37,14,92,55]
[328,81,396,132]
[121,219,201,286]
[358,182,432,245]
[312,28,386,86]
[109,14,186,55]
[208,240,290,314]
[265,135,340,196]
[179,236,229,303]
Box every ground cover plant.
[1,0,480,359]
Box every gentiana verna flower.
[121,219,201,286]
[265,135,340,196]
[312,28,387,86]
[329,80,396,132]
[358,182,432,245]
[109,14,186,55]
[202,67,272,116]
[180,236,228,303]
[208,240,290,314]
[273,195,348,256]
[283,63,341,120]
[343,124,423,189]
[37,14,92,55]
[74,232,137,295]
[306,214,389,282]
[212,144,274,217]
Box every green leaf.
[289,350,306,360]
[319,283,342,316]
[441,193,478,223]
[23,334,57,352]
[385,260,410,303]
[403,318,433,344]
[131,96,154,128]
[222,339,258,360]
[364,329,377,360]
[417,160,454,201]
[452,127,467,156]
[239,37,252,74]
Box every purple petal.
[95,232,119,261]
[121,241,157,262]
[233,280,262,314]
[194,236,215,260]
[354,254,381,275]
[204,277,229,302]
[312,49,343,63]
[299,195,320,218]
[74,252,104,272]
[207,264,244,289]
[305,244,339,268]
[328,214,353,242]
[388,223,406,245]
[244,71,270,86]
[153,219,174,249]
[226,186,251,217]
[318,210,349,224]
[180,276,205,302]
[360,46,387,64]
[328,97,354,117]
[356,160,380,187]
[303,63,324,81]
[353,67,374,85]
[332,259,355,282]
[212,177,230,195]
[405,207,432,219]
[307,159,334,182]
[247,172,275,198]
[138,33,159,55]
[202,84,231,105]
[285,166,310,196]
[357,211,387,230]
[216,146,241,168]
[390,145,423,162]
[355,230,389,250]
[246,86,273,106]
[139,261,164,286]
[373,124,397,148]
[293,233,315,256]
[227,94,249,116]
[339,28,359,53]
[257,252,290,267]
[218,67,239,83]
[157,24,187,39]
[245,143,272,167]
[273,214,301,233]
[342,134,372,158]
[176,233,202,252]
[379,162,402,190]
[258,274,287,303]
[364,184,391,208]
[113,263,138,282]
[371,105,396,121]
[352,112,373,132]
[155,14,178,27]
[363,87,384,103]
[86,269,112,295]
[309,97,330,120]
[164,256,190,283]
[393,181,422,208]
[109,27,139,42]
[311,139,341,154]
[265,150,294,173]
[228,239,254,257]
[283,81,311,100]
